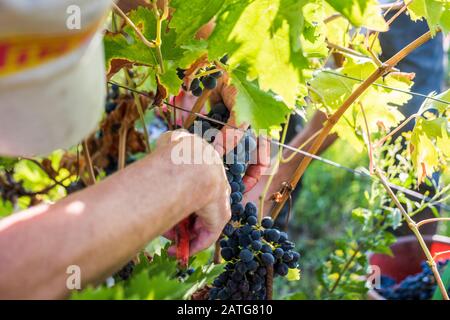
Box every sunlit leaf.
[325,0,388,31]
[407,0,450,33]
[286,268,301,281]
[231,68,291,135]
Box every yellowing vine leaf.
[308,56,412,151]
[419,89,450,115]
[437,128,450,158]
[407,0,450,33]
[410,117,449,183]
[287,268,301,281]
[325,0,388,31]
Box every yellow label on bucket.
[0,23,99,77]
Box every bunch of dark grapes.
[66,180,86,195]
[209,212,300,300]
[188,102,230,143]
[376,259,449,300]
[176,267,195,282]
[0,171,28,205]
[105,83,119,114]
[177,55,228,97]
[186,109,301,300]
[115,260,135,281]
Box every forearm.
[283,111,337,165]
[0,145,205,299]
[246,111,337,214]
[272,111,337,191]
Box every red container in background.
[367,235,450,300]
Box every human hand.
[157,130,231,257]
[173,72,272,196]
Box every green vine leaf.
[159,61,182,96]
[104,7,185,74]
[71,245,221,300]
[231,68,291,136]
[410,117,449,183]
[407,0,450,33]
[410,88,450,183]
[170,0,226,45]
[0,157,18,170]
[71,285,125,300]
[209,0,310,106]
[301,2,329,58]
[308,56,412,151]
[325,0,388,31]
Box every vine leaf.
[159,62,182,96]
[71,285,125,300]
[410,117,449,183]
[419,89,450,115]
[170,0,226,45]
[231,68,290,136]
[105,8,182,67]
[71,247,221,300]
[325,0,388,31]
[301,2,329,58]
[0,157,18,170]
[309,56,412,151]
[407,0,450,33]
[209,0,310,106]
[410,89,450,183]
[286,268,301,281]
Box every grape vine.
[0,0,449,301]
[183,99,301,300]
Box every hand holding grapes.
[157,130,232,257]
[174,70,271,195]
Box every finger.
[243,135,271,192]
[190,190,230,256]
[171,90,203,127]
[179,89,206,114]
[209,73,234,108]
[189,232,218,256]
[213,118,248,158]
[156,131,175,148]
[156,129,190,148]
[171,90,184,126]
[189,218,222,256]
